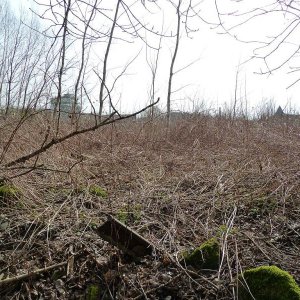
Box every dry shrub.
[1,114,300,299]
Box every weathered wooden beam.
[95,215,154,257]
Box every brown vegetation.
[1,114,300,299]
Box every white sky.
[12,0,300,114]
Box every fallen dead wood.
[0,261,67,288]
[95,214,154,257]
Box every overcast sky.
[12,0,300,114]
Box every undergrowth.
[1,115,300,299]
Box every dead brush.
[0,114,300,299]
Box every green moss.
[88,185,108,198]
[117,204,141,224]
[86,284,101,300]
[182,238,220,270]
[238,265,300,300]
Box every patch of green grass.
[88,185,108,198]
[217,224,238,236]
[238,265,300,300]
[71,185,108,198]
[117,204,141,224]
[0,185,22,208]
[86,284,101,300]
[0,185,19,197]
[0,185,20,206]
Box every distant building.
[274,106,284,116]
[273,105,300,121]
[50,93,81,114]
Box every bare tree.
[98,0,121,120]
[0,0,163,176]
[166,0,200,127]
[0,0,207,176]
[214,0,300,88]
[167,0,182,127]
[0,1,50,114]
[145,24,163,120]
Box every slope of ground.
[0,115,300,299]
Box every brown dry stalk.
[0,261,67,288]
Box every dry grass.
[1,114,300,299]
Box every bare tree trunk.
[98,0,121,120]
[232,66,239,121]
[54,0,71,134]
[72,0,98,125]
[146,30,163,120]
[167,0,181,127]
[5,20,22,115]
